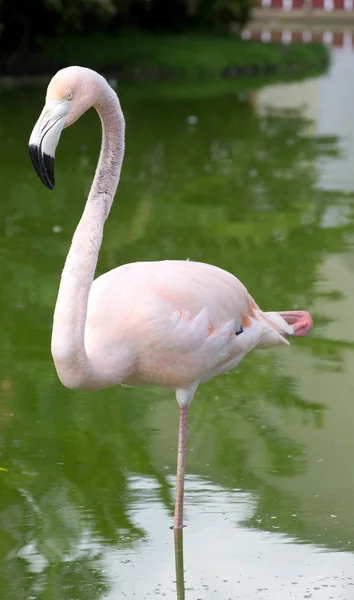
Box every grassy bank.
[2,34,329,80]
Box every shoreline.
[0,35,329,83]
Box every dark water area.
[1,49,354,599]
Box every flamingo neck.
[51,83,125,389]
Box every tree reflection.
[0,81,353,599]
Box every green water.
[1,51,354,599]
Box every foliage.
[0,0,329,78]
[0,0,252,48]
[3,32,329,79]
[44,0,116,26]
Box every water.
[1,49,354,599]
[241,28,354,49]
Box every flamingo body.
[86,259,292,392]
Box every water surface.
[1,50,354,599]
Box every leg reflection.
[174,528,185,600]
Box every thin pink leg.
[279,310,313,337]
[174,405,189,529]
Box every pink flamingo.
[28,67,312,529]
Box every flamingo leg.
[279,310,313,337]
[174,405,189,529]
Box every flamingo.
[28,66,313,529]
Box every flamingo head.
[28,66,104,190]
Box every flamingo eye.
[66,92,73,101]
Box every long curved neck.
[51,84,125,389]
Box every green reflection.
[0,77,354,599]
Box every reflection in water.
[174,529,185,600]
[241,28,354,49]
[1,50,354,598]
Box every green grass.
[34,34,329,80]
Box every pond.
[1,49,354,599]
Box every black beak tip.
[45,177,55,192]
[28,144,55,191]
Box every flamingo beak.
[28,100,69,190]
